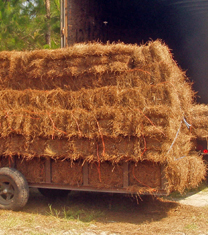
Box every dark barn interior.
[63,0,208,103]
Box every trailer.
[0,0,207,210]
[0,156,167,210]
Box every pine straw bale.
[0,86,171,111]
[0,85,172,140]
[132,41,194,113]
[16,157,46,183]
[0,40,196,164]
[0,133,198,169]
[0,40,193,100]
[129,161,161,189]
[165,154,206,194]
[0,134,177,163]
[0,40,206,193]
[190,104,208,138]
[88,161,123,188]
[0,43,134,90]
[51,160,83,186]
[0,106,170,139]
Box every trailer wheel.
[38,188,70,198]
[0,167,29,210]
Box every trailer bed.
[0,156,167,195]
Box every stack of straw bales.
[190,104,208,139]
[0,40,206,193]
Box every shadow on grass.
[23,188,178,224]
[166,181,208,201]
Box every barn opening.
[61,0,208,103]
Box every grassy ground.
[0,186,208,235]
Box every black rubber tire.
[0,167,29,210]
[38,188,70,198]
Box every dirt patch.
[0,188,208,234]
[167,187,208,207]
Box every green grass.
[47,204,105,222]
[0,209,89,234]
[63,207,104,222]
[184,223,198,230]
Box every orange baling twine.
[134,108,166,137]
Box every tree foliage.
[0,0,60,50]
